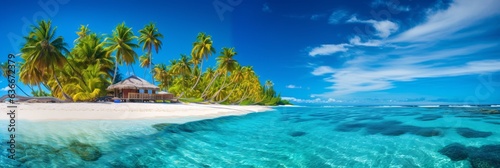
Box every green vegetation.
[16,20,291,105]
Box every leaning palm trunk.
[150,53,155,85]
[16,84,30,96]
[53,71,72,101]
[66,60,88,88]
[201,71,220,98]
[210,74,230,101]
[235,86,250,104]
[217,83,238,103]
[112,60,118,84]
[189,61,203,92]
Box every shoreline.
[0,103,272,122]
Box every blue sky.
[1,0,499,105]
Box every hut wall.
[122,89,137,98]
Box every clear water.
[1,106,500,167]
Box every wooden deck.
[127,93,176,102]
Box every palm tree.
[20,20,72,100]
[217,64,244,103]
[69,64,110,101]
[106,22,139,84]
[169,55,193,97]
[189,32,215,92]
[265,80,274,90]
[72,32,114,80]
[74,24,90,43]
[210,47,239,101]
[138,23,163,84]
[201,47,238,98]
[153,63,170,91]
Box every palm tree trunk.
[236,85,250,104]
[16,84,30,96]
[210,73,229,101]
[150,52,155,85]
[66,60,88,88]
[36,83,42,97]
[53,71,73,101]
[189,61,203,91]
[217,83,238,103]
[112,60,118,84]
[27,84,35,95]
[201,71,220,98]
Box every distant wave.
[491,105,500,107]
[373,105,404,108]
[418,105,440,108]
[321,106,354,108]
[277,105,306,107]
[448,105,476,108]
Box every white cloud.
[262,3,271,13]
[391,0,500,42]
[1,86,10,91]
[349,36,383,47]
[315,44,500,97]
[312,66,335,76]
[309,44,350,56]
[286,85,302,89]
[347,16,399,38]
[328,10,348,24]
[308,0,500,100]
[371,0,410,13]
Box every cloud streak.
[310,0,500,98]
[309,44,349,56]
[286,85,302,89]
[347,16,399,38]
[391,0,500,42]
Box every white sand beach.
[0,102,272,121]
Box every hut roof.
[106,75,159,91]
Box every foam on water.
[1,106,499,167]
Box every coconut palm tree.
[138,23,163,84]
[189,32,215,92]
[72,33,114,79]
[106,22,139,84]
[201,47,238,98]
[217,64,244,103]
[210,47,238,101]
[153,63,170,91]
[74,24,90,43]
[20,20,72,100]
[69,64,110,101]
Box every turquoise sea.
[1,106,500,167]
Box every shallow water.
[1,106,500,167]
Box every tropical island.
[3,20,290,106]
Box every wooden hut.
[106,75,174,102]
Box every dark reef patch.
[439,143,469,161]
[456,127,492,138]
[415,114,443,121]
[152,123,173,131]
[335,120,445,137]
[439,143,500,167]
[335,122,368,132]
[289,131,307,137]
[413,128,444,137]
[67,141,102,161]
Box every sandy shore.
[0,102,272,121]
